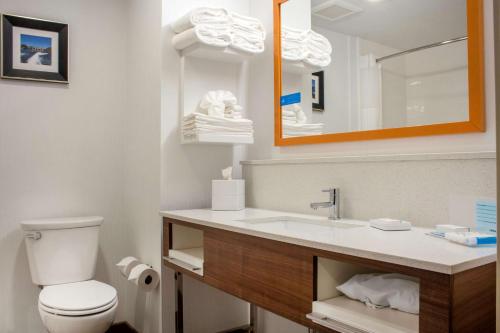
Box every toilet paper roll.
[116,256,140,277]
[128,264,159,292]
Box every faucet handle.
[322,187,338,193]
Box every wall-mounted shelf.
[182,133,254,145]
[181,43,251,64]
[282,60,322,75]
[179,43,253,146]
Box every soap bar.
[212,179,245,211]
[370,218,412,231]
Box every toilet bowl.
[21,216,118,333]
[38,280,117,333]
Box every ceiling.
[311,0,467,51]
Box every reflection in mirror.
[280,0,468,138]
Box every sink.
[238,216,365,230]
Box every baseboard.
[107,322,138,333]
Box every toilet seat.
[39,280,117,316]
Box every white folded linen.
[282,27,309,61]
[337,273,420,314]
[172,25,232,50]
[229,13,266,54]
[183,123,253,133]
[282,103,308,124]
[308,30,332,54]
[304,52,332,68]
[230,12,266,40]
[282,27,332,67]
[184,112,253,126]
[171,7,230,34]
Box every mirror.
[274,0,485,145]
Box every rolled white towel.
[304,52,332,68]
[172,25,232,50]
[171,7,230,33]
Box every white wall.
[123,0,163,332]
[248,0,496,160]
[0,0,129,332]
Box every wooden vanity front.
[162,213,496,333]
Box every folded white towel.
[304,52,332,68]
[172,25,232,50]
[229,13,266,54]
[184,112,253,126]
[282,103,307,124]
[307,30,332,54]
[281,27,332,68]
[281,26,308,61]
[230,12,266,40]
[171,7,230,34]
[183,123,253,133]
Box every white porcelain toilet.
[21,216,118,333]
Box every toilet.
[21,216,117,333]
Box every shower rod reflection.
[376,36,468,63]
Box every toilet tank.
[20,216,103,286]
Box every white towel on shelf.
[282,103,308,124]
[229,12,266,54]
[304,52,332,68]
[171,7,230,34]
[282,26,308,61]
[184,112,253,126]
[307,30,332,54]
[172,25,232,50]
[199,90,244,118]
[230,12,266,40]
[336,273,420,314]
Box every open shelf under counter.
[308,296,418,333]
[165,247,204,276]
[180,43,252,64]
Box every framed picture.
[1,14,68,83]
[311,71,324,112]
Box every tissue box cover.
[212,179,245,211]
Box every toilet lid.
[39,280,117,312]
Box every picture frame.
[1,14,68,83]
[311,71,324,112]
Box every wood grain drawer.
[204,230,314,326]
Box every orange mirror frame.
[274,0,485,146]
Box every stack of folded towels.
[182,90,254,141]
[282,26,332,68]
[171,8,266,55]
[282,103,323,137]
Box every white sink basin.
[238,216,365,231]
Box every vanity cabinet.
[162,217,495,333]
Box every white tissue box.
[212,179,245,211]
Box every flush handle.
[25,231,42,240]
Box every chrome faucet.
[310,187,340,220]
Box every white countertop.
[160,208,496,274]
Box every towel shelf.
[282,60,323,75]
[182,133,254,145]
[181,43,252,64]
[179,43,254,146]
[307,296,418,333]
